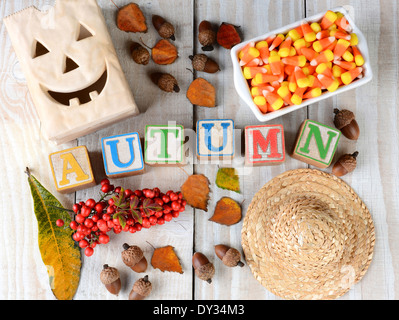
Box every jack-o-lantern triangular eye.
[77,23,94,41]
[64,56,79,73]
[33,41,50,58]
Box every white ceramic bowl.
[230,6,373,122]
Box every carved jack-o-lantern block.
[4,0,139,145]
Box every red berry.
[85,199,96,209]
[157,217,165,225]
[56,219,64,227]
[171,201,181,211]
[166,190,173,196]
[75,214,85,224]
[108,198,115,206]
[155,211,163,218]
[97,219,108,232]
[91,225,98,232]
[107,220,114,228]
[126,217,134,225]
[124,189,133,197]
[142,218,151,228]
[128,226,136,233]
[113,218,120,226]
[154,198,164,206]
[70,221,78,230]
[84,247,94,257]
[84,218,94,228]
[113,226,122,234]
[73,232,84,242]
[135,224,142,231]
[169,192,178,201]
[90,242,97,248]
[72,204,81,213]
[94,203,104,214]
[92,214,100,222]
[102,213,111,221]
[162,195,170,203]
[179,206,185,212]
[134,190,143,197]
[149,216,157,225]
[100,178,110,186]
[101,184,111,193]
[107,206,115,214]
[181,199,187,206]
[114,186,121,194]
[178,192,183,199]
[98,234,110,244]
[79,239,89,248]
[172,211,180,218]
[164,213,173,222]
[80,205,91,217]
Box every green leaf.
[26,168,81,300]
[215,168,241,193]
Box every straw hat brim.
[241,169,375,300]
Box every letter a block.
[292,119,341,168]
[245,125,285,166]
[49,146,96,194]
[144,125,185,166]
[197,119,234,160]
[101,132,144,178]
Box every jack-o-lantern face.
[5,0,139,144]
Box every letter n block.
[292,119,341,168]
[49,146,96,194]
[144,125,185,166]
[101,132,144,178]
[197,119,234,160]
[245,125,285,166]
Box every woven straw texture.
[242,169,375,300]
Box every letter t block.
[49,146,96,194]
[245,125,285,166]
[291,119,341,168]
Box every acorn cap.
[100,265,120,285]
[133,275,152,297]
[222,248,242,267]
[333,108,355,129]
[191,54,208,71]
[338,152,358,173]
[195,262,215,282]
[122,244,144,267]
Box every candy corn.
[237,10,366,114]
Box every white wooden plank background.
[0,0,397,300]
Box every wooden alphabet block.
[291,119,341,168]
[144,125,185,166]
[245,125,285,166]
[49,146,96,194]
[101,132,144,178]
[196,119,235,160]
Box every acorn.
[198,20,216,51]
[189,54,220,73]
[121,243,148,273]
[332,152,359,177]
[150,72,180,93]
[100,264,121,295]
[215,245,244,268]
[152,15,175,41]
[192,252,215,284]
[333,108,360,140]
[129,275,152,300]
[130,42,150,65]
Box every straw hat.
[241,169,375,300]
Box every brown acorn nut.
[215,245,244,268]
[131,42,150,65]
[150,73,180,93]
[152,15,175,41]
[198,20,216,51]
[129,275,152,300]
[332,152,359,177]
[121,243,148,272]
[333,108,360,140]
[100,264,121,295]
[189,54,220,73]
[192,252,215,284]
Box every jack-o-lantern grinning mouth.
[48,69,107,106]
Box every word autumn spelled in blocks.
[197,119,235,160]
[49,146,96,194]
[292,119,341,168]
[101,132,144,178]
[144,125,185,166]
[245,125,285,166]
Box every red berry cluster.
[60,179,187,257]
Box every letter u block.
[245,125,285,166]
[196,119,234,160]
[49,146,96,194]
[144,125,185,166]
[101,132,144,178]
[292,119,341,168]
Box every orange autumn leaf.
[216,22,241,49]
[152,39,178,65]
[181,174,210,212]
[117,3,147,33]
[186,78,216,108]
[151,246,183,274]
[209,197,242,226]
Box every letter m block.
[292,119,341,168]
[245,125,285,166]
